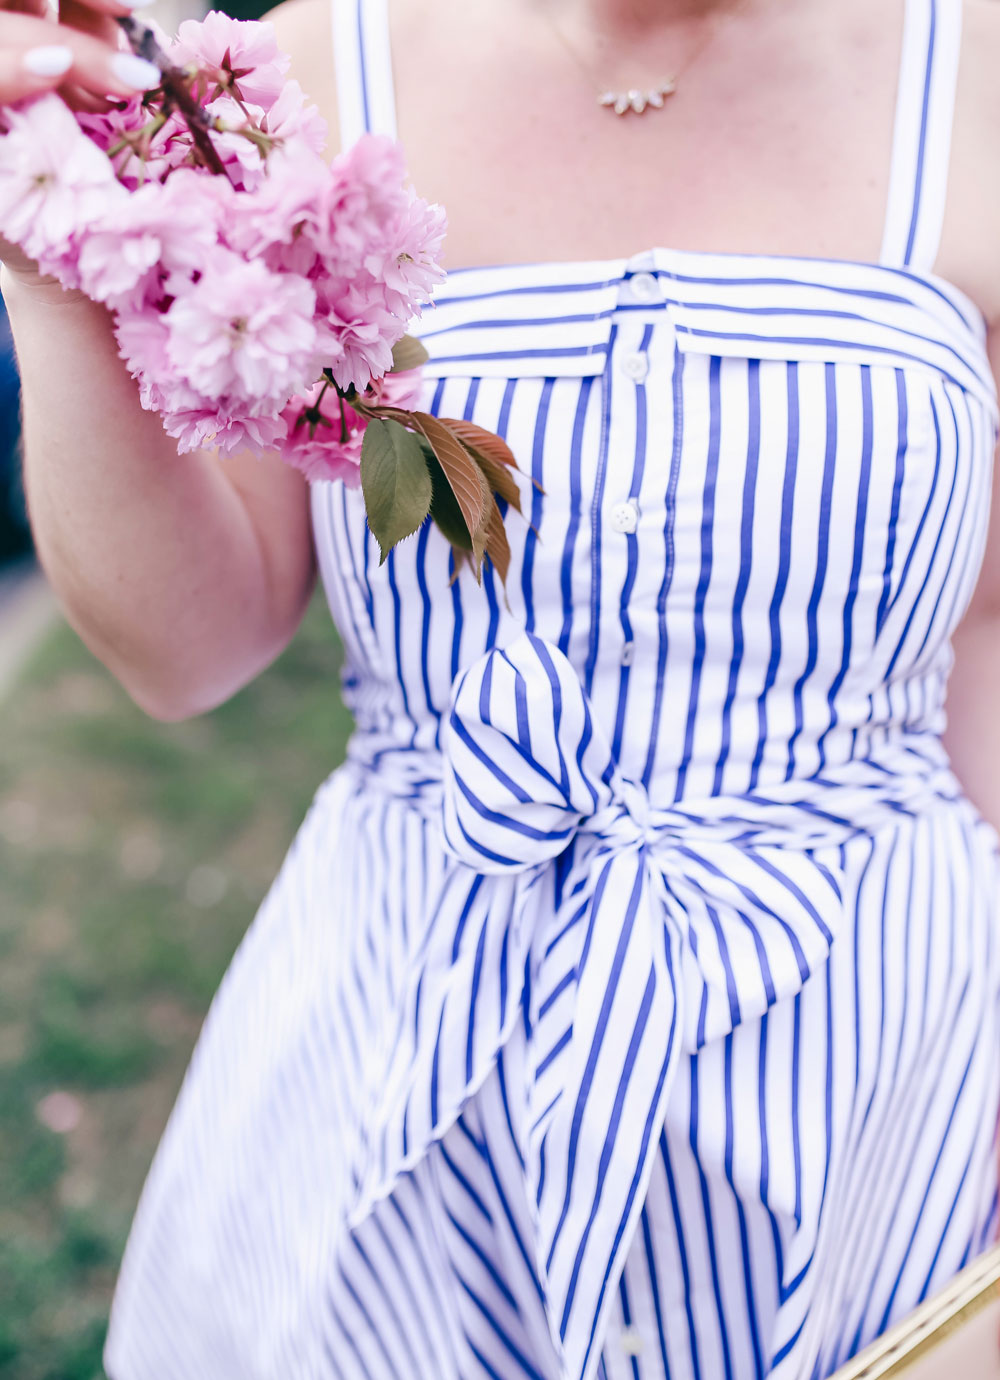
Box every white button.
[621,641,635,666]
[610,499,639,534]
[627,271,661,302]
[620,1326,644,1356]
[620,351,649,382]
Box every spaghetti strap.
[331,0,398,147]
[880,0,962,272]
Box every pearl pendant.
[598,78,677,115]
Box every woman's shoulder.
[262,0,340,154]
[939,0,1000,326]
[958,0,1000,127]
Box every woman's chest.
[386,0,903,271]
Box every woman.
[2,0,1000,1376]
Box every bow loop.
[443,631,623,872]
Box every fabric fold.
[416,250,996,421]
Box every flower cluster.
[0,11,446,476]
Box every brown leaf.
[482,498,511,588]
[468,448,523,513]
[427,419,523,511]
[448,548,473,585]
[470,486,491,579]
[411,412,491,560]
[424,444,472,552]
[438,418,520,470]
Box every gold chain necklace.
[542,1,751,115]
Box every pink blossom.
[277,383,365,483]
[328,135,410,233]
[115,311,203,414]
[0,95,125,282]
[302,134,445,388]
[78,216,160,310]
[314,302,397,391]
[279,368,425,485]
[135,112,198,187]
[162,404,288,456]
[260,79,327,154]
[315,136,409,275]
[203,94,269,191]
[76,24,196,187]
[116,307,291,456]
[76,93,147,154]
[163,252,318,406]
[171,11,290,109]
[321,138,445,302]
[369,190,447,316]
[194,83,325,194]
[0,29,443,474]
[77,170,224,310]
[377,366,425,414]
[223,142,328,275]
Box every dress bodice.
[314,0,996,813]
[314,246,996,806]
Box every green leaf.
[360,418,433,564]
[390,335,430,373]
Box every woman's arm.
[932,3,1000,829]
[1,0,338,721]
[942,329,1000,830]
[7,272,316,722]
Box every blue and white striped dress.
[105,1,1000,1377]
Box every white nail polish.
[120,0,157,9]
[109,52,161,90]
[22,44,74,78]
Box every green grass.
[0,590,352,1379]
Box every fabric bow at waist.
[343,631,960,1380]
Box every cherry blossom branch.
[0,12,496,576]
[116,15,231,179]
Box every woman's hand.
[0,0,161,281]
[0,0,161,107]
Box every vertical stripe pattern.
[106,3,1000,1380]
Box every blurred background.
[0,2,353,1378]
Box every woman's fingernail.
[120,0,157,9]
[109,52,161,90]
[22,44,74,77]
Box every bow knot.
[609,778,654,839]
